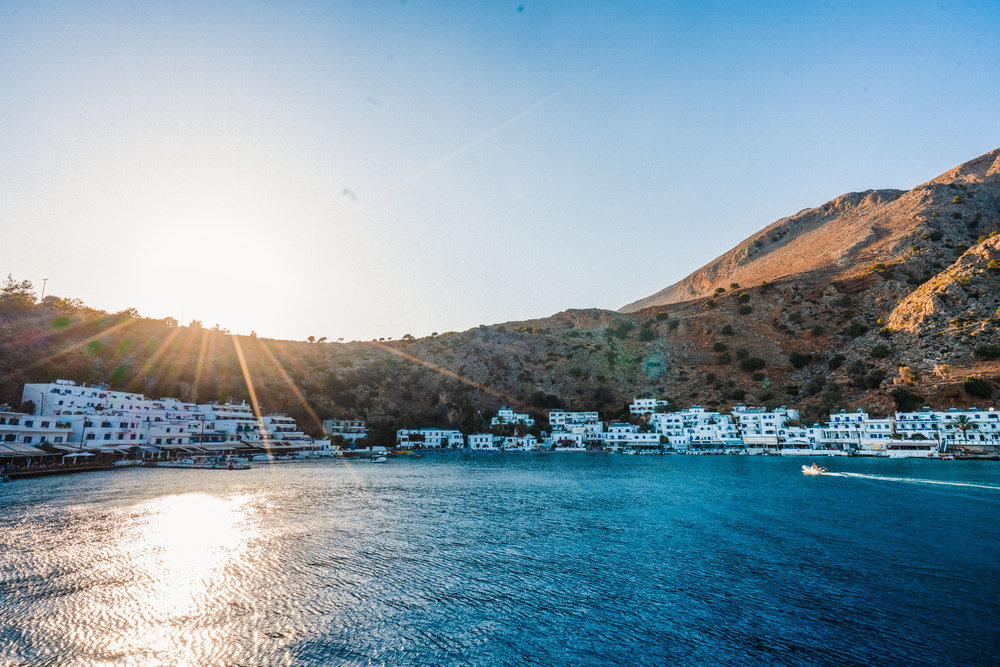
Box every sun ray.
[368,341,532,412]
[190,329,210,403]
[230,335,271,455]
[252,338,326,435]
[265,340,313,380]
[25,318,139,371]
[126,326,183,394]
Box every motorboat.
[371,456,388,463]
[802,462,826,475]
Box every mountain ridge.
[2,148,999,439]
[621,148,1000,312]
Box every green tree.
[789,352,812,369]
[947,414,979,449]
[963,376,993,399]
[0,274,35,312]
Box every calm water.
[2,455,999,666]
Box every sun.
[127,212,302,335]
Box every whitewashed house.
[22,379,146,416]
[821,410,867,449]
[548,410,600,428]
[549,431,587,448]
[629,398,669,416]
[491,407,535,427]
[895,407,1000,453]
[323,418,368,444]
[467,433,498,450]
[601,423,661,451]
[857,417,893,455]
[396,428,465,449]
[501,434,539,451]
[650,407,737,450]
[21,379,314,458]
[0,408,72,460]
[775,425,836,455]
[732,406,799,447]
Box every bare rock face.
[888,236,1000,335]
[622,148,1000,313]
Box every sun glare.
[130,214,303,335]
[99,492,259,663]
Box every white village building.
[396,428,465,449]
[21,379,317,457]
[731,406,799,447]
[601,423,661,451]
[650,407,739,450]
[467,433,498,450]
[629,398,669,416]
[894,407,1000,452]
[0,407,73,461]
[491,407,535,427]
[323,418,368,444]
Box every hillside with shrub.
[2,149,1000,439]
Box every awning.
[63,452,95,459]
[94,445,134,453]
[0,443,51,457]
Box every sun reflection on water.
[87,492,262,665]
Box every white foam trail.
[823,471,1000,491]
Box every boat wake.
[822,471,1000,491]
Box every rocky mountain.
[621,148,1000,312]
[2,149,999,439]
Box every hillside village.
[1,150,1000,445]
[2,379,998,469]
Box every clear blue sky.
[2,1,998,341]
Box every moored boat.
[149,456,250,470]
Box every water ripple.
[1,458,999,665]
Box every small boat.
[371,456,388,463]
[150,456,250,470]
[0,475,11,483]
[802,463,826,475]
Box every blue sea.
[1,455,999,665]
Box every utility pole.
[40,278,48,302]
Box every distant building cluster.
[4,381,998,464]
[394,399,1000,457]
